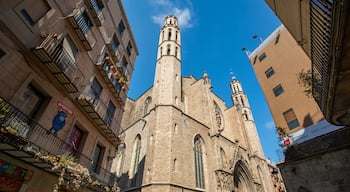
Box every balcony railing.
[310,0,332,113]
[105,41,128,82]
[95,55,127,106]
[77,89,121,146]
[0,97,116,190]
[67,9,95,51]
[85,0,104,26]
[33,34,85,93]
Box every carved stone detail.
[215,170,234,192]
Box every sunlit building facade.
[0,0,138,191]
[112,15,275,192]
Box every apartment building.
[0,0,138,191]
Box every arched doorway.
[233,160,256,192]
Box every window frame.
[283,108,300,130]
[272,84,284,97]
[265,67,275,78]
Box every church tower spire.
[153,15,182,106]
[230,76,264,157]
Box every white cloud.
[174,8,192,28]
[264,121,275,130]
[151,0,172,7]
[150,0,193,28]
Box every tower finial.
[230,70,236,80]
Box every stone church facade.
[112,15,275,192]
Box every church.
[112,15,275,192]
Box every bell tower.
[153,15,182,106]
[230,75,264,157]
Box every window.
[111,35,120,51]
[283,108,300,130]
[104,101,115,125]
[175,47,178,57]
[258,52,267,62]
[62,35,78,59]
[220,148,226,169]
[253,56,257,65]
[15,84,45,118]
[76,11,93,34]
[144,97,152,116]
[121,57,128,73]
[18,0,50,26]
[20,9,34,25]
[65,126,84,156]
[167,44,171,55]
[118,20,126,36]
[91,144,104,173]
[90,0,104,13]
[116,143,126,176]
[0,48,6,60]
[273,84,284,97]
[113,79,122,92]
[265,67,275,78]
[90,78,103,106]
[194,135,205,189]
[275,34,280,44]
[126,41,132,56]
[168,29,172,40]
[131,135,141,186]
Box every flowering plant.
[35,153,117,192]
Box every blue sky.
[122,0,282,163]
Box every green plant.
[297,69,313,98]
[276,126,287,139]
[0,98,10,121]
[35,153,117,192]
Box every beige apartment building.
[248,25,323,136]
[111,15,276,192]
[248,24,350,191]
[265,0,350,126]
[0,0,138,191]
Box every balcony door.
[15,84,45,119]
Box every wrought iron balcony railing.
[33,34,85,93]
[95,55,127,105]
[0,97,116,190]
[106,40,128,82]
[67,9,96,51]
[77,88,122,146]
[85,0,105,26]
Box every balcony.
[85,0,104,26]
[311,0,350,125]
[95,55,127,106]
[67,9,95,51]
[105,40,128,81]
[0,97,116,191]
[33,34,85,93]
[77,90,121,146]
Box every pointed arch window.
[144,96,152,116]
[240,96,245,107]
[131,135,141,186]
[175,31,178,41]
[175,47,178,57]
[167,44,171,55]
[220,148,227,169]
[194,135,205,189]
[168,29,172,40]
[116,143,126,176]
